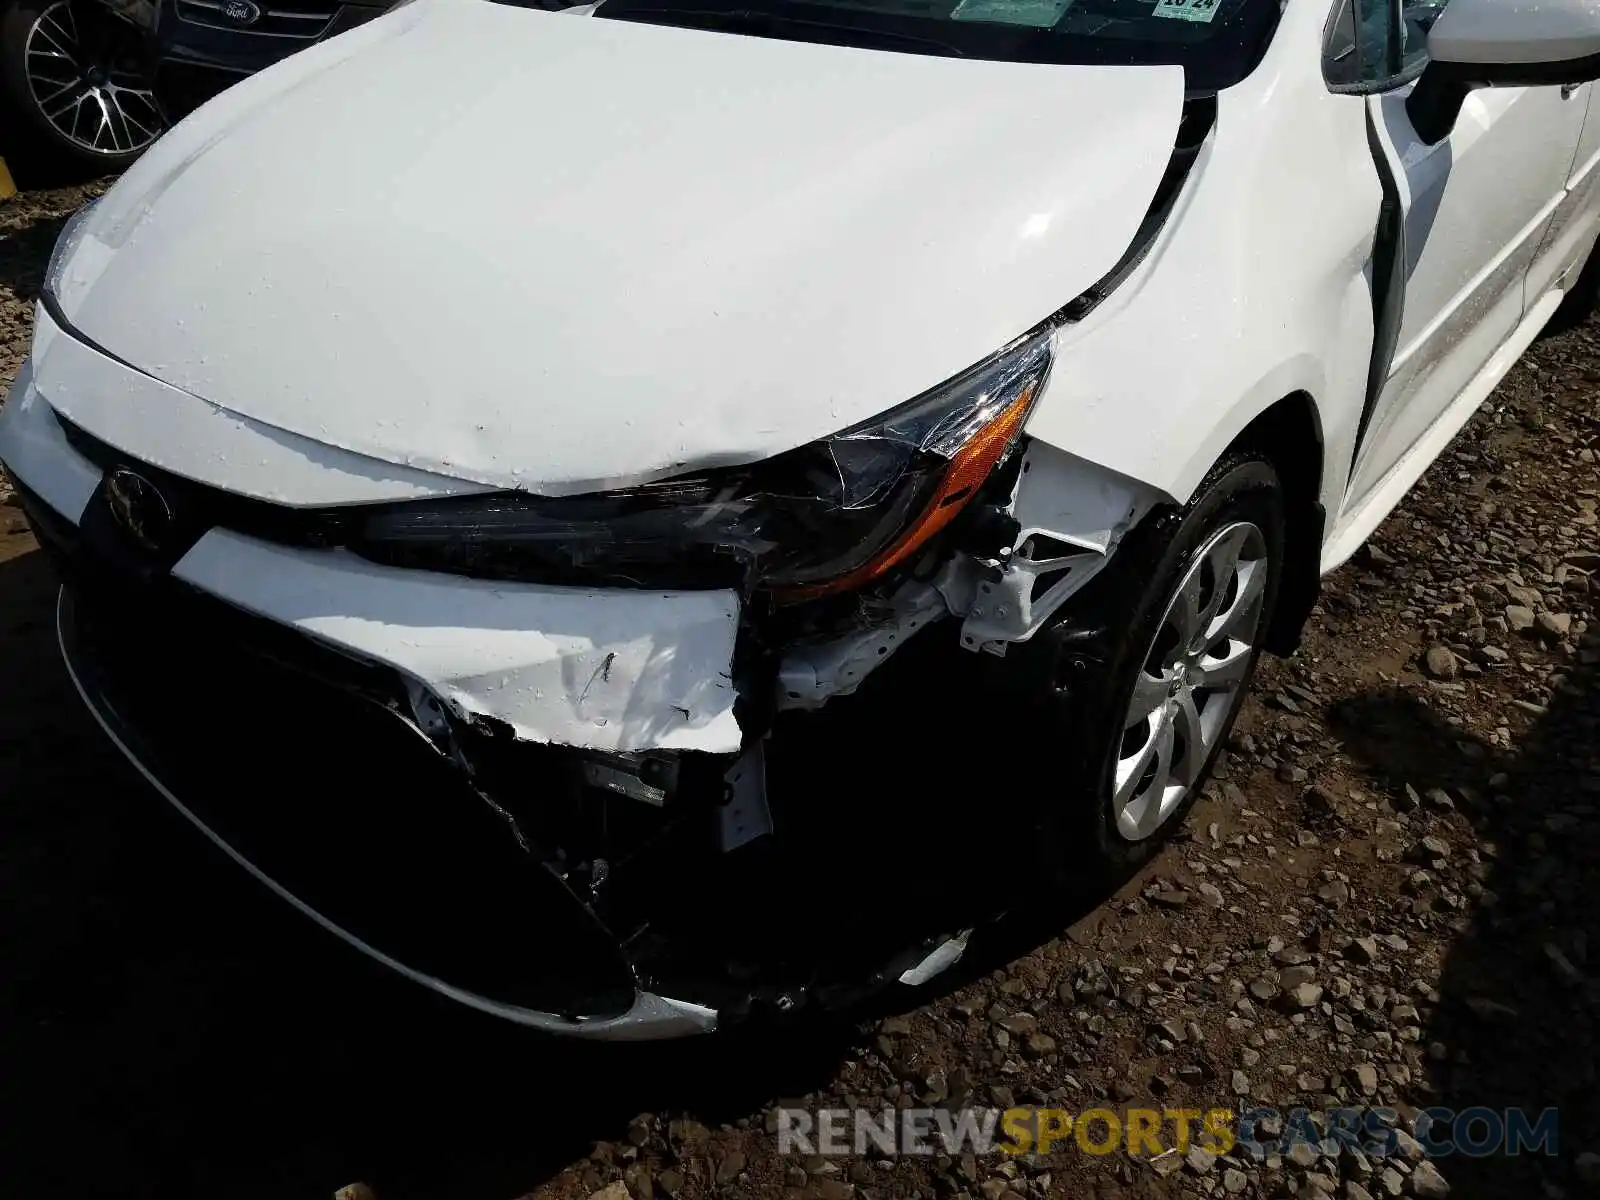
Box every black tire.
[0,0,159,182]
[1544,232,1600,338]
[1018,453,1287,888]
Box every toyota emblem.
[105,468,175,553]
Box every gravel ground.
[2,185,1598,1200]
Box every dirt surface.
[2,185,1598,1200]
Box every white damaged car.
[5,0,1600,1036]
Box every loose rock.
[1536,611,1572,641]
[1422,646,1458,679]
[1409,1160,1450,1198]
[1285,982,1325,1010]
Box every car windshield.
[575,0,1281,92]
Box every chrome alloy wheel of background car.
[1113,520,1269,842]
[24,0,160,156]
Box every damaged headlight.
[355,330,1053,600]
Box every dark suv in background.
[0,0,387,175]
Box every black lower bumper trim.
[58,583,655,1023]
[58,588,713,1036]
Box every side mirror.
[1408,0,1600,144]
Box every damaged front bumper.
[0,377,752,1035]
[34,516,737,1037]
[3,382,985,1036]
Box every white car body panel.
[1428,0,1600,66]
[1321,284,1565,571]
[1349,83,1587,510]
[172,531,743,753]
[28,303,491,506]
[1527,81,1600,307]
[1023,0,1379,522]
[50,0,1184,497]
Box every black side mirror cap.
[1409,52,1600,145]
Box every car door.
[1526,80,1600,308]
[1343,0,1588,510]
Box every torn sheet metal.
[581,752,676,807]
[775,563,975,711]
[718,740,773,852]
[961,439,1163,652]
[172,529,743,754]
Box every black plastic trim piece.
[1351,103,1407,481]
[1409,51,1600,144]
[1262,499,1325,658]
[1325,54,1428,98]
[41,291,149,380]
[1051,94,1218,327]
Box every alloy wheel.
[24,0,162,157]
[1112,520,1269,842]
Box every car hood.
[50,0,1184,497]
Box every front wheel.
[1024,454,1286,884]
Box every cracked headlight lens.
[355,329,1053,599]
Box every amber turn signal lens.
[775,379,1039,602]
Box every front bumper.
[0,371,754,1038]
[2,325,998,1034]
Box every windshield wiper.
[598,3,970,57]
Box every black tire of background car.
[1013,453,1286,891]
[0,0,153,183]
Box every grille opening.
[175,0,337,37]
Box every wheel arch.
[1225,390,1326,656]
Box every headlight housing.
[355,330,1053,601]
[43,198,100,304]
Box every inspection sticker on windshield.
[951,0,1073,27]
[1151,0,1220,21]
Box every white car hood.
[51,0,1184,497]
